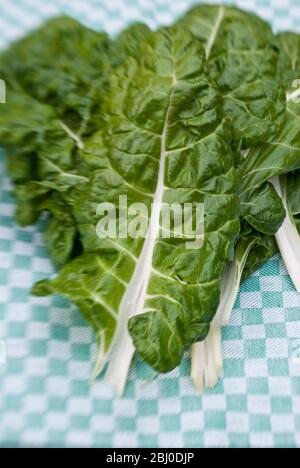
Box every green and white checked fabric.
[1,0,300,449]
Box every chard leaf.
[0,93,75,173]
[241,182,285,235]
[13,182,50,226]
[241,32,300,292]
[285,170,300,217]
[241,100,300,192]
[33,252,127,373]
[0,91,89,224]
[283,169,300,244]
[39,194,80,269]
[0,19,151,232]
[190,11,285,392]
[112,23,152,65]
[34,26,240,381]
[242,32,300,192]
[216,225,276,326]
[191,28,299,393]
[242,234,278,280]
[273,176,300,292]
[44,219,77,270]
[0,16,113,136]
[179,4,286,148]
[0,16,114,228]
[0,17,111,191]
[0,18,151,138]
[277,32,300,89]
[192,226,278,393]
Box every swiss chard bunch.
[1,4,300,395]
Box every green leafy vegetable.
[2,5,300,396]
[179,4,286,148]
[241,182,285,236]
[273,176,300,292]
[284,170,300,234]
[285,171,300,220]
[192,27,300,392]
[240,32,300,292]
[0,16,113,135]
[0,17,152,265]
[185,5,288,392]
[0,17,113,235]
[242,232,278,280]
[191,223,279,392]
[33,25,240,392]
[33,252,127,377]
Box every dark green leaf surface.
[34,26,240,373]
[0,18,152,235]
[277,32,300,89]
[285,171,300,216]
[242,228,279,280]
[241,100,300,193]
[241,182,285,235]
[0,16,113,136]
[112,22,152,66]
[38,194,80,268]
[3,8,299,386]
[242,33,300,192]
[33,253,125,367]
[0,91,80,225]
[238,35,300,286]
[277,34,300,229]
[179,4,286,148]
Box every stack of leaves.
[1,4,300,395]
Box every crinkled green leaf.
[112,22,152,66]
[34,26,240,374]
[4,7,294,390]
[38,194,80,268]
[285,170,300,216]
[0,16,113,136]
[280,48,300,220]
[241,101,300,193]
[0,90,92,224]
[178,6,285,273]
[0,91,81,223]
[242,229,278,280]
[0,18,151,138]
[241,32,300,292]
[212,223,278,327]
[13,181,50,226]
[0,93,75,175]
[242,33,300,192]
[179,4,286,148]
[44,219,77,269]
[277,32,300,89]
[33,252,127,370]
[188,7,288,386]
[0,19,110,230]
[0,18,152,231]
[0,17,113,227]
[241,182,285,235]
[178,6,285,289]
